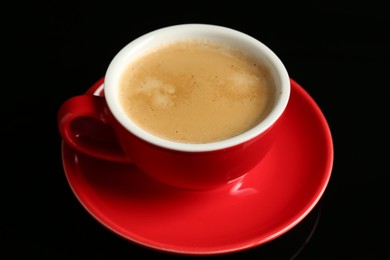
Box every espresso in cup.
[119,40,276,144]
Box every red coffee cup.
[58,24,290,190]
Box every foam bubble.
[135,77,175,94]
[134,77,176,108]
[151,92,174,108]
[229,71,260,94]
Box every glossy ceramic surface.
[61,78,333,255]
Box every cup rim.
[104,23,290,152]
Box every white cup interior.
[104,23,290,152]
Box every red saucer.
[61,78,333,255]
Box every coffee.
[119,40,276,144]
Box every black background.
[5,1,389,259]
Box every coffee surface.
[119,40,275,143]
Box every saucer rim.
[61,77,334,255]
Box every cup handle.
[58,95,130,163]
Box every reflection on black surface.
[224,201,323,260]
